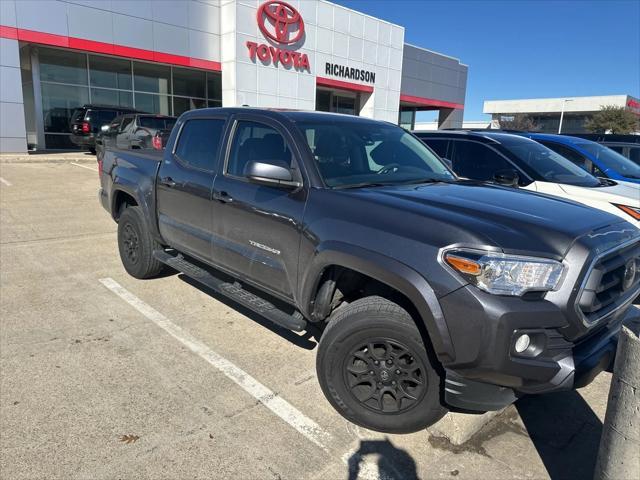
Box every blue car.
[518,133,640,185]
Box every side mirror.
[441,157,453,169]
[100,125,110,133]
[245,161,301,189]
[493,169,520,187]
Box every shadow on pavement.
[178,274,319,350]
[516,390,602,480]
[347,438,419,480]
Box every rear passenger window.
[175,119,225,171]
[227,121,293,178]
[449,141,514,181]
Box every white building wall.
[0,1,27,153]
[224,0,404,122]
[483,95,630,115]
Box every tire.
[117,206,165,279]
[316,296,446,433]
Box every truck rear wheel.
[316,296,446,433]
[117,206,165,279]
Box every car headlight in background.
[443,248,565,296]
[613,204,640,221]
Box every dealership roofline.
[403,42,466,66]
[484,94,639,114]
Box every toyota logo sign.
[246,1,310,71]
[257,1,305,45]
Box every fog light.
[514,334,531,353]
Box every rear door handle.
[213,190,233,203]
[160,176,176,187]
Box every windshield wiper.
[333,182,395,189]
[334,177,455,189]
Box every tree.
[497,114,539,131]
[586,105,639,134]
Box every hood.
[558,180,640,204]
[341,182,626,258]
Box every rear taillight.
[81,122,90,133]
[152,135,163,150]
[97,158,103,177]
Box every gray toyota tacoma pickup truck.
[99,108,640,433]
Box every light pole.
[558,98,573,134]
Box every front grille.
[577,239,640,325]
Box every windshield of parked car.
[295,120,455,188]
[576,142,640,178]
[499,138,600,187]
[139,116,176,131]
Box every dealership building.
[0,0,468,153]
[484,95,640,134]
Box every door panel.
[211,118,306,298]
[156,118,226,260]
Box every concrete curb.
[0,155,95,164]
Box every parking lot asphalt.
[0,159,636,480]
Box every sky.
[333,0,640,121]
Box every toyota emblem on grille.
[622,259,637,291]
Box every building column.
[438,108,464,129]
[0,37,28,153]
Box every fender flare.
[110,178,161,240]
[299,241,456,363]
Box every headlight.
[443,248,565,296]
[613,204,640,220]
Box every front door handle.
[213,190,233,203]
[160,176,176,187]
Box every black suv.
[96,114,176,160]
[414,130,605,188]
[69,105,139,153]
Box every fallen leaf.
[119,434,140,444]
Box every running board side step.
[153,250,307,332]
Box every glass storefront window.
[39,48,87,85]
[399,109,415,130]
[208,99,223,108]
[173,67,205,98]
[207,72,222,102]
[89,55,132,90]
[173,97,206,116]
[135,92,172,115]
[91,88,133,108]
[41,83,89,133]
[134,62,171,94]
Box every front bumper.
[439,284,638,412]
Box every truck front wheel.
[316,296,446,433]
[117,206,165,279]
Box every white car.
[529,179,640,227]
[416,131,640,226]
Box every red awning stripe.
[400,94,463,110]
[316,76,374,93]
[0,25,222,72]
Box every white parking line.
[71,162,98,172]
[0,177,12,186]
[99,277,332,451]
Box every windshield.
[295,120,455,188]
[576,142,640,179]
[500,138,600,187]
[139,116,176,131]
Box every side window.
[174,118,226,171]
[539,141,592,172]
[227,121,293,178]
[629,147,640,166]
[109,115,123,132]
[450,141,514,181]
[119,116,134,132]
[422,139,449,159]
